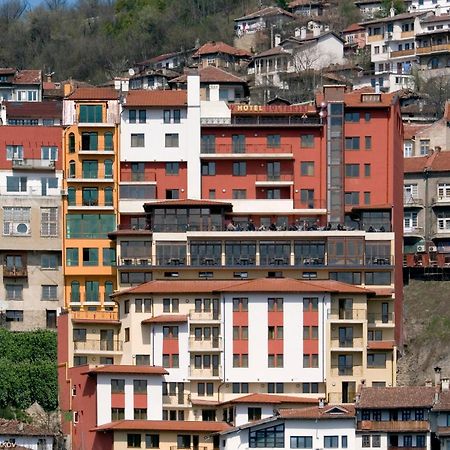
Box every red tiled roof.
[404,156,429,173]
[421,13,450,24]
[143,199,232,207]
[405,152,450,173]
[433,391,450,411]
[367,340,395,350]
[236,6,296,21]
[13,69,41,85]
[125,90,187,107]
[85,365,168,375]
[255,46,290,58]
[403,123,429,140]
[278,404,355,419]
[93,420,231,432]
[343,23,365,33]
[0,68,15,75]
[190,399,220,406]
[170,66,246,84]
[194,41,251,58]
[67,87,118,100]
[141,314,188,324]
[5,100,62,119]
[357,386,436,409]
[221,393,318,406]
[0,418,50,436]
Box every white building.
[408,0,450,13]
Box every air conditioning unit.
[60,189,68,196]
[15,223,29,234]
[429,246,437,252]
[416,245,426,252]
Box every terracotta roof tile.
[367,340,395,350]
[221,393,318,406]
[403,123,429,140]
[71,318,120,325]
[404,156,429,173]
[433,391,450,411]
[236,6,296,21]
[422,13,450,24]
[13,69,41,85]
[255,46,290,58]
[278,404,355,419]
[0,418,50,436]
[93,420,231,432]
[85,365,168,375]
[357,386,436,409]
[0,68,15,75]
[194,41,251,58]
[125,90,187,107]
[170,66,246,84]
[343,23,365,33]
[67,87,118,100]
[141,314,188,324]
[405,153,450,173]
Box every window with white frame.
[41,146,58,161]
[404,212,418,230]
[438,183,450,199]
[6,145,23,160]
[404,183,418,202]
[419,139,430,155]
[438,212,450,231]
[41,207,58,237]
[403,140,413,157]
[3,207,31,235]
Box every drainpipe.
[423,167,430,245]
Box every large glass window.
[294,241,325,265]
[225,241,256,265]
[151,207,222,232]
[249,424,284,448]
[79,105,102,123]
[120,241,152,259]
[82,187,98,206]
[365,241,391,265]
[156,242,186,265]
[260,241,290,266]
[120,185,156,199]
[66,214,116,238]
[81,132,98,151]
[327,237,364,266]
[190,241,222,266]
[82,160,98,179]
[291,436,313,448]
[104,132,113,151]
[85,281,99,302]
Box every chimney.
[300,26,307,39]
[425,379,433,387]
[187,74,200,107]
[435,366,442,386]
[274,34,281,47]
[435,5,441,16]
[313,25,321,37]
[294,28,300,37]
[442,378,450,391]
[318,398,325,409]
[435,146,441,153]
[390,7,396,17]
[375,81,380,94]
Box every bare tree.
[43,0,67,10]
[0,0,27,24]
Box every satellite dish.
[0,300,8,311]
[128,68,135,76]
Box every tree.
[275,0,288,9]
[378,0,406,17]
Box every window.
[342,436,348,448]
[303,297,318,312]
[201,135,216,153]
[145,434,159,448]
[165,133,179,147]
[103,248,116,266]
[41,146,58,161]
[249,424,284,448]
[300,189,314,207]
[301,161,314,176]
[104,132,113,151]
[82,187,98,206]
[303,354,319,368]
[365,272,391,285]
[404,211,418,230]
[324,436,339,448]
[301,134,314,148]
[232,161,246,176]
[268,354,283,368]
[6,145,23,160]
[134,408,147,419]
[136,354,150,365]
[233,354,248,368]
[367,353,387,368]
[420,139,430,155]
[267,134,280,147]
[345,112,360,122]
[68,133,75,153]
[127,434,142,448]
[415,409,424,420]
[345,192,359,205]
[268,383,284,393]
[138,109,146,123]
[79,105,102,123]
[345,164,359,177]
[131,134,145,147]
[66,214,116,239]
[232,383,249,394]
[82,160,98,178]
[104,187,113,206]
[201,162,216,176]
[81,132,98,151]
[6,284,23,300]
[303,326,319,340]
[6,176,27,192]
[268,326,283,339]
[42,285,57,300]
[41,253,57,269]
[291,436,313,448]
[111,379,125,393]
[302,383,319,394]
[248,407,262,421]
[197,382,214,396]
[66,248,79,266]
[268,297,283,311]
[41,207,58,237]
[163,298,179,313]
[73,355,87,366]
[173,109,181,123]
[163,326,179,338]
[85,281,99,302]
[232,297,248,312]
[364,164,371,177]
[70,281,80,302]
[345,137,360,150]
[165,189,179,199]
[416,435,425,447]
[163,110,171,123]
[365,136,372,150]
[166,162,179,175]
[364,192,371,205]
[362,435,370,448]
[82,248,98,266]
[232,189,247,199]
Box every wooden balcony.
[358,420,429,432]
[368,34,383,42]
[416,43,450,54]
[70,310,119,322]
[3,266,27,278]
[390,48,415,58]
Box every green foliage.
[0,329,57,413]
[275,0,288,9]
[378,0,406,17]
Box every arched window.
[69,160,76,178]
[428,57,439,70]
[68,133,75,153]
[70,281,80,303]
[104,132,113,151]
[104,160,113,179]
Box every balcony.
[358,420,429,432]
[200,144,294,159]
[432,196,450,206]
[73,339,122,352]
[189,310,221,322]
[404,227,424,238]
[120,171,156,183]
[365,256,392,266]
[201,116,321,127]
[3,266,27,278]
[190,256,221,267]
[390,49,415,58]
[189,337,222,352]
[255,173,294,186]
[163,394,190,406]
[330,337,364,351]
[404,195,423,207]
[368,312,395,326]
[70,310,119,321]
[328,309,366,321]
[78,148,115,155]
[189,366,221,379]
[367,34,383,43]
[170,447,208,450]
[331,364,358,376]
[389,447,426,450]
[12,159,55,170]
[416,43,450,55]
[118,257,152,267]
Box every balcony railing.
[255,173,294,183]
[70,310,118,321]
[73,339,122,352]
[120,171,156,182]
[365,256,392,265]
[432,195,450,205]
[189,310,221,321]
[404,195,423,206]
[189,336,222,351]
[12,158,55,170]
[368,312,394,324]
[328,309,366,320]
[190,256,221,266]
[118,257,152,267]
[3,266,28,277]
[416,43,450,54]
[201,143,293,155]
[390,49,415,58]
[163,393,190,406]
[189,366,221,378]
[170,446,208,450]
[358,420,429,432]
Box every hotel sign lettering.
[231,104,311,114]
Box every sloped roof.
[85,365,168,375]
[221,393,318,406]
[5,100,62,119]
[289,0,323,7]
[403,123,429,140]
[236,6,296,21]
[278,404,356,419]
[13,69,41,85]
[193,41,251,58]
[93,420,231,432]
[66,87,118,100]
[255,46,290,58]
[357,386,436,409]
[125,90,187,107]
[404,152,450,173]
[343,23,365,33]
[170,66,246,84]
[0,419,50,436]
[421,13,450,24]
[360,11,426,26]
[141,314,188,324]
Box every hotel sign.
[231,104,312,114]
